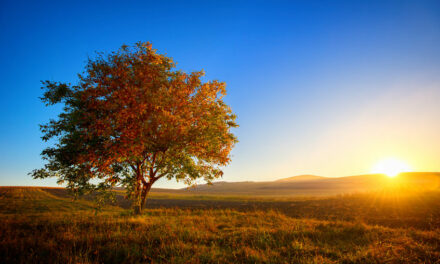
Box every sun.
[371,158,413,177]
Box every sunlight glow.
[371,158,413,177]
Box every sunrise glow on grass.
[371,158,413,177]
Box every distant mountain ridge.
[276,175,326,182]
[4,172,439,197]
[179,172,440,196]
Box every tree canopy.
[31,42,238,213]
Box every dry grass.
[0,187,439,263]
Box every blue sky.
[1,0,439,188]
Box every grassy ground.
[1,187,439,263]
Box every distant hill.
[179,172,440,196]
[0,187,102,213]
[3,172,439,198]
[276,175,326,182]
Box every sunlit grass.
[1,208,439,263]
[1,187,439,263]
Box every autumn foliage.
[31,42,238,213]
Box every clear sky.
[1,0,439,188]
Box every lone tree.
[31,42,238,213]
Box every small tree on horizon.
[31,42,238,213]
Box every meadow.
[0,187,439,263]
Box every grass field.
[1,187,439,263]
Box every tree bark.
[140,182,152,210]
[133,156,157,214]
[133,182,152,214]
[133,179,143,215]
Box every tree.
[31,42,238,213]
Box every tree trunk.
[133,178,143,215]
[133,181,153,214]
[140,183,152,211]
